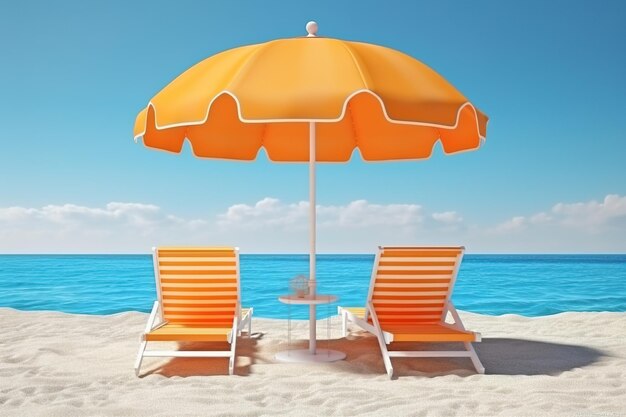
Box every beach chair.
[134,247,253,376]
[338,246,484,378]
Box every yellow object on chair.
[338,246,484,378]
[134,247,253,376]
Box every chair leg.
[380,340,393,379]
[238,310,252,337]
[465,342,485,374]
[134,340,147,377]
[372,330,393,379]
[228,354,235,375]
[229,321,238,376]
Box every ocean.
[0,254,624,319]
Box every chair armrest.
[367,301,393,344]
[144,301,160,333]
[447,302,467,331]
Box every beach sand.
[1,308,625,417]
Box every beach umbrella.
[133,21,488,362]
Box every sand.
[0,308,625,417]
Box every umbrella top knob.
[306,21,318,37]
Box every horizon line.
[1,252,625,256]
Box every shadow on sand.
[317,332,605,377]
[475,337,605,376]
[141,332,265,378]
[139,332,605,378]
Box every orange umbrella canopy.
[134,30,488,162]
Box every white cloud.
[215,198,430,252]
[482,194,626,252]
[493,194,626,235]
[218,198,308,229]
[492,216,527,233]
[1,194,625,253]
[529,212,552,224]
[432,211,463,224]
[0,199,431,253]
[320,200,423,228]
[0,202,207,253]
[0,202,161,224]
[551,194,626,230]
[218,198,423,230]
[0,207,38,221]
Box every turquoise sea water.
[0,254,625,319]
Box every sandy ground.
[1,307,625,417]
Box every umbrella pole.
[273,120,345,363]
[309,121,317,354]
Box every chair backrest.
[153,247,241,326]
[367,246,465,325]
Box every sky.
[0,0,625,253]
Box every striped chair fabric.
[371,246,463,326]
[157,247,240,327]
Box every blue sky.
[0,0,625,253]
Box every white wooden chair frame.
[134,247,253,377]
[338,246,484,378]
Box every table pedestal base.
[275,349,346,363]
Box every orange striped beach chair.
[134,247,253,376]
[338,246,484,378]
